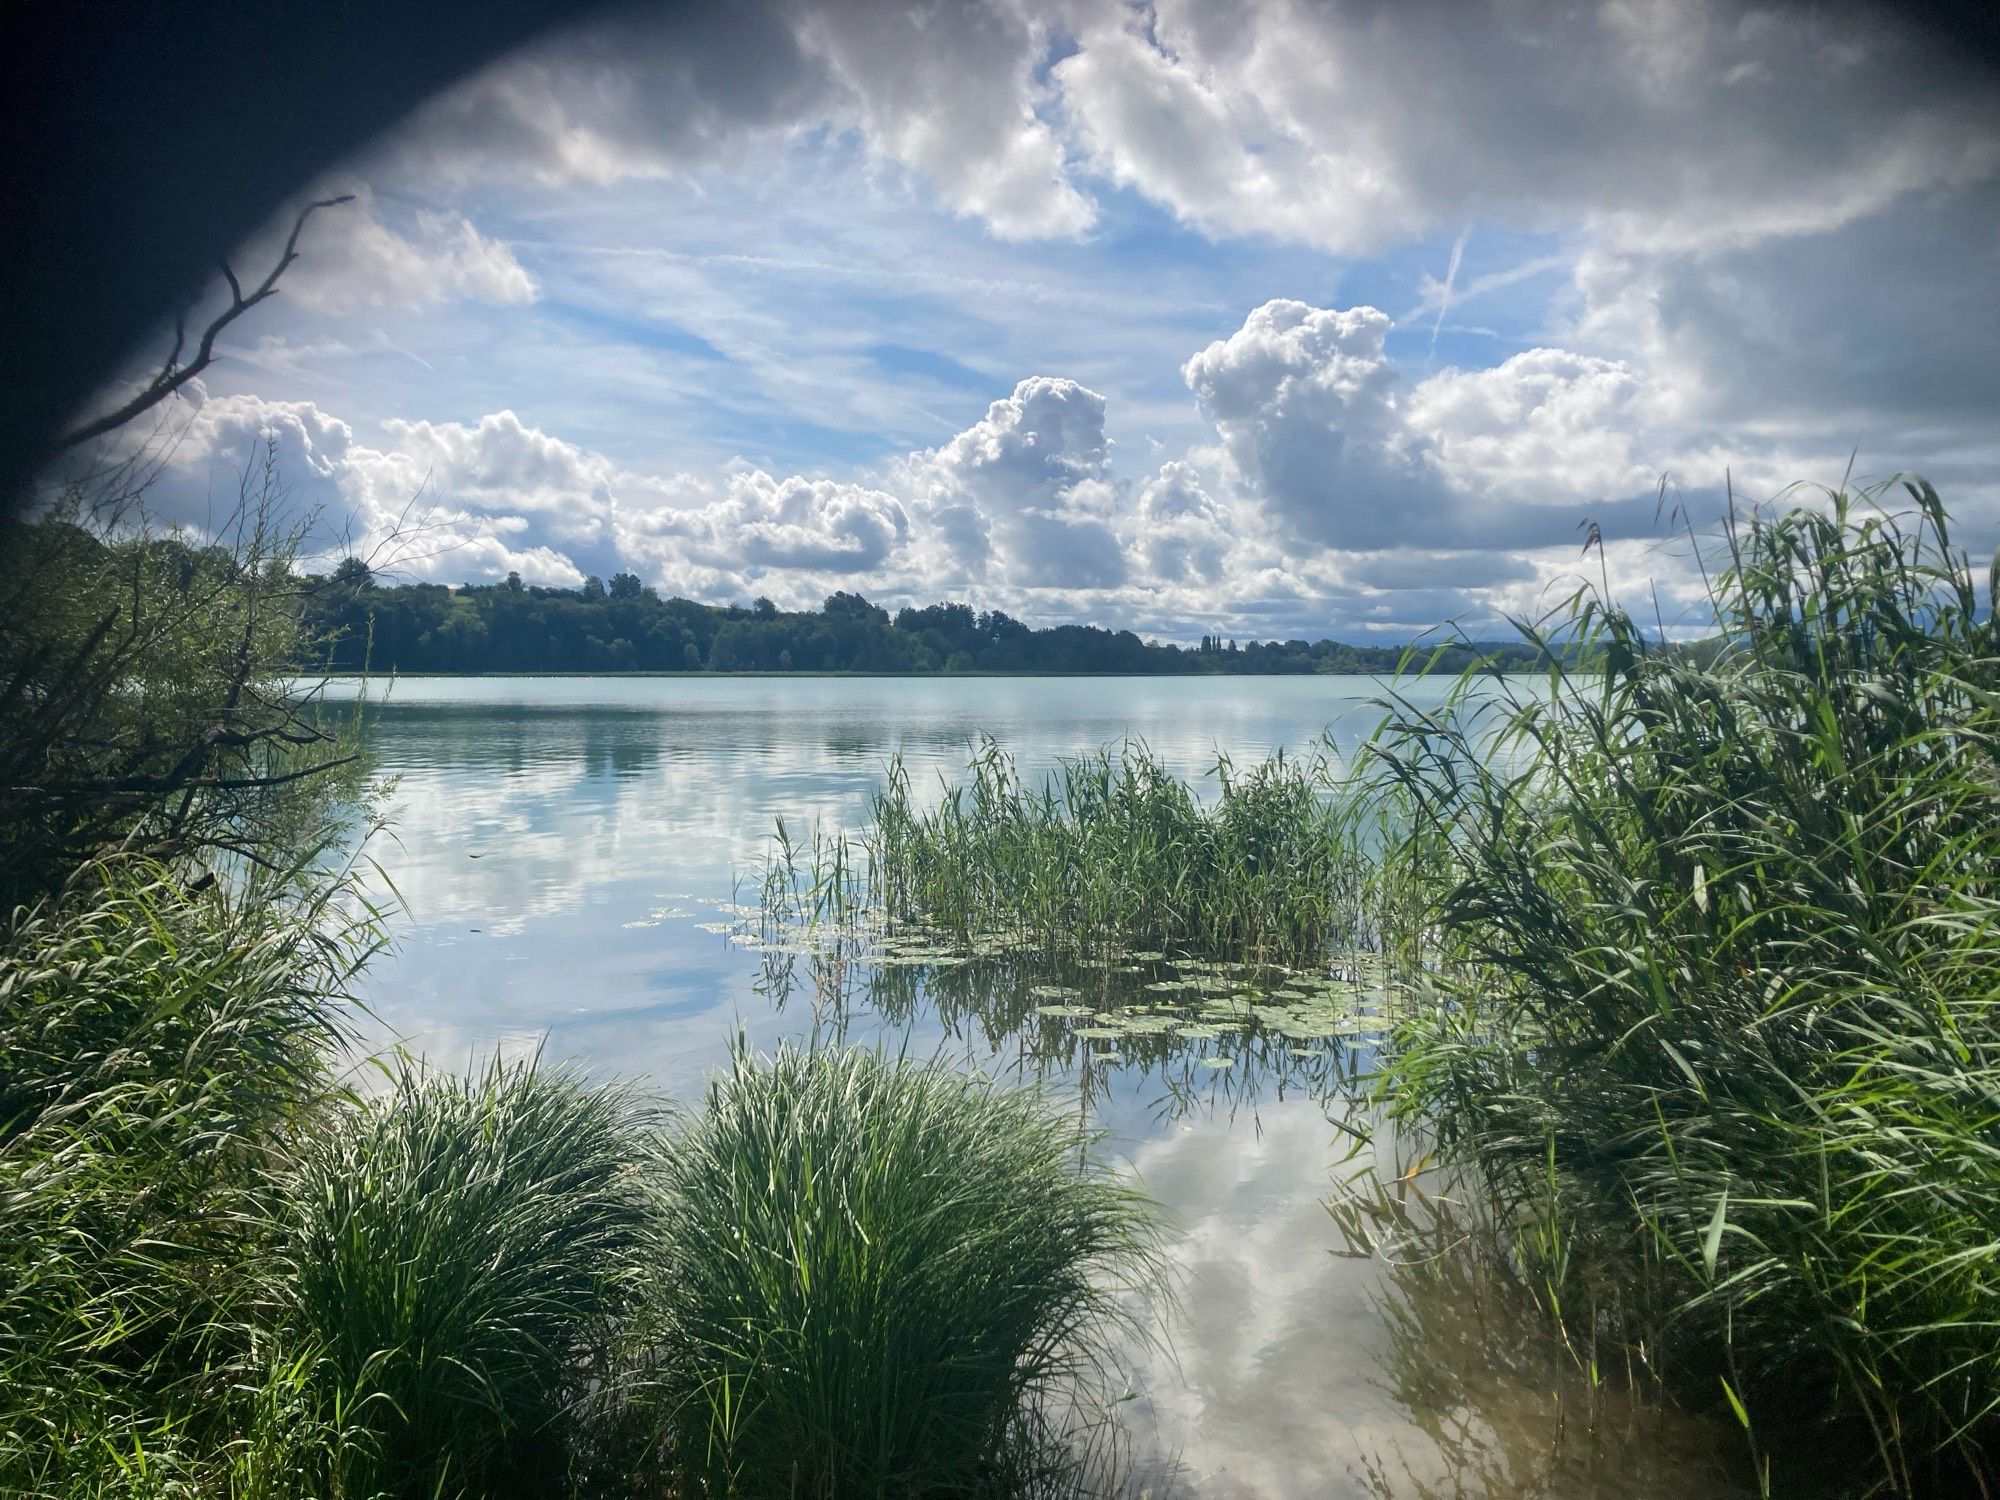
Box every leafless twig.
[54,194,354,452]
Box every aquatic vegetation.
[273,1056,662,1500]
[640,1044,1160,1498]
[1371,482,2000,1492]
[770,738,1398,964]
[742,915,1381,1117]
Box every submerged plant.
[272,1055,662,1500]
[643,1043,1160,1498]
[1369,480,2000,1493]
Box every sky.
[89,0,2000,642]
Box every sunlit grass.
[1368,480,2000,1493]
[641,1043,1161,1498]
[273,1055,662,1500]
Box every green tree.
[0,457,366,909]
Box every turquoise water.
[347,674,1744,1498]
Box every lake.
[344,673,1745,1499]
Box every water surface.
[347,674,1745,1499]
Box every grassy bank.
[1365,483,2000,1493]
[0,886,1157,1500]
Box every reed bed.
[1368,481,2000,1493]
[798,480,2000,1492]
[771,739,1398,965]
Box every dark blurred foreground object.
[0,0,619,512]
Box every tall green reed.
[779,738,1396,965]
[1368,481,2000,1493]
[0,857,377,1497]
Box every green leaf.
[1702,1187,1730,1280]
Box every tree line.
[301,561,1555,676]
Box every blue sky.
[104,0,2000,642]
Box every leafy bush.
[644,1044,1158,1498]
[0,468,365,912]
[1371,482,2000,1492]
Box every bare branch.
[15,751,356,800]
[163,306,188,377]
[54,194,355,453]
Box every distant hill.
[299,564,1590,677]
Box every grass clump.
[644,1043,1158,1498]
[791,739,1375,964]
[1370,481,2000,1493]
[273,1056,663,1500]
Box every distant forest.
[301,561,1558,676]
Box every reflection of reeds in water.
[743,927,1379,1128]
[742,724,1457,1139]
[1330,1165,1751,1499]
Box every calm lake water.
[344,674,1745,1499]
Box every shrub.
[644,1044,1158,1497]
[0,469,367,913]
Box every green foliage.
[0,460,365,910]
[297,572,1552,677]
[273,1057,663,1500]
[800,739,1385,964]
[0,860,377,1498]
[1369,481,2000,1492]
[8,431,1174,1498]
[642,1044,1159,1498]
